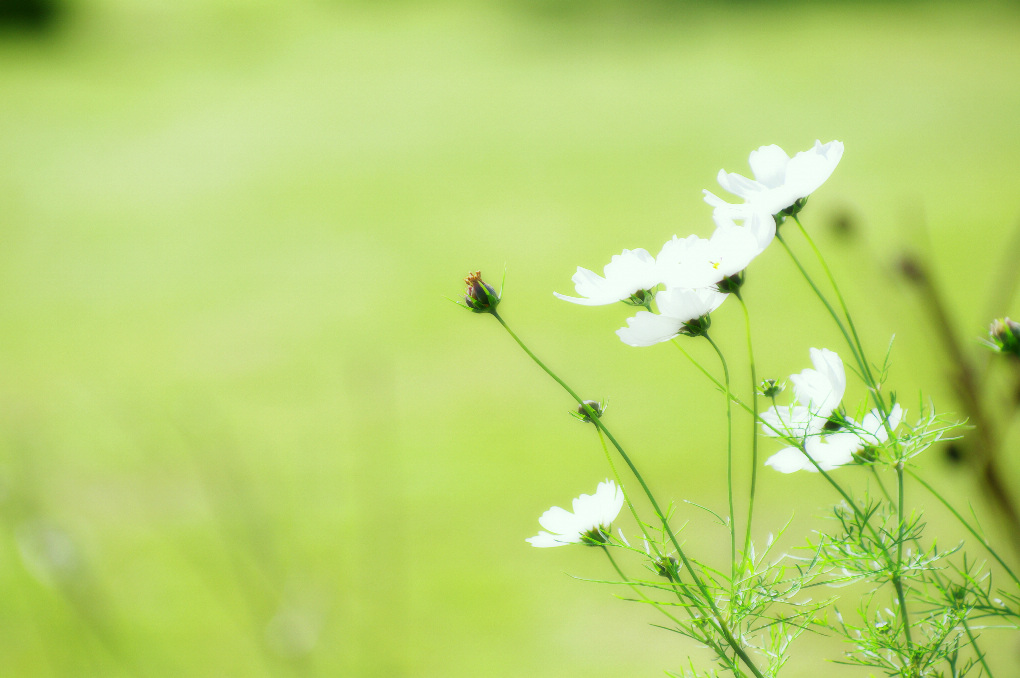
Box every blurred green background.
[1,0,1019,676]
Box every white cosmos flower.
[526,479,625,547]
[656,227,764,291]
[704,140,844,216]
[712,203,777,253]
[616,287,728,347]
[760,348,845,439]
[765,404,903,474]
[554,248,659,306]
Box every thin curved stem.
[705,334,736,581]
[596,427,658,558]
[962,619,995,678]
[491,311,765,678]
[736,294,759,573]
[599,546,742,676]
[907,469,1020,589]
[895,463,914,647]
[793,215,877,389]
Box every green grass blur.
[0,1,1019,676]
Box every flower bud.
[462,271,500,313]
[653,554,680,581]
[570,400,606,424]
[988,317,1020,358]
[759,379,784,398]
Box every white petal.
[527,531,573,548]
[765,446,814,473]
[760,404,815,438]
[785,140,844,198]
[656,287,728,321]
[616,310,685,347]
[554,248,658,306]
[747,144,791,188]
[790,348,845,419]
[537,506,580,536]
[804,432,861,470]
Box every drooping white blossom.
[764,404,903,474]
[527,480,625,547]
[554,249,660,306]
[616,287,728,347]
[705,140,844,216]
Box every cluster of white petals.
[554,248,659,306]
[762,348,903,474]
[765,404,903,474]
[761,348,846,439]
[705,140,844,217]
[616,287,727,347]
[555,141,841,349]
[526,480,625,547]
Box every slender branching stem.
[907,469,1020,588]
[596,427,658,558]
[736,294,759,575]
[895,463,914,647]
[599,546,739,674]
[490,310,766,678]
[962,619,995,678]
[672,340,753,417]
[705,334,737,581]
[793,216,877,390]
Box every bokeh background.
[1,0,1019,676]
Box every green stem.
[705,334,737,581]
[600,546,743,676]
[962,619,995,678]
[776,233,869,387]
[490,310,765,678]
[672,340,753,417]
[736,295,759,574]
[596,427,658,557]
[793,216,878,390]
[895,463,914,648]
[907,468,1020,588]
[785,220,900,449]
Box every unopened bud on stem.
[462,271,501,313]
[988,317,1020,358]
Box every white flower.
[790,348,846,421]
[705,140,844,216]
[656,227,764,291]
[712,203,777,253]
[761,348,845,439]
[616,287,727,347]
[554,248,659,306]
[526,480,625,547]
[764,404,903,474]
[765,431,863,473]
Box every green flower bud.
[759,378,784,398]
[462,271,500,313]
[570,400,606,424]
[988,317,1020,358]
[653,554,680,581]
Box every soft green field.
[1,1,1019,676]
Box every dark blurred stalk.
[897,249,1020,556]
